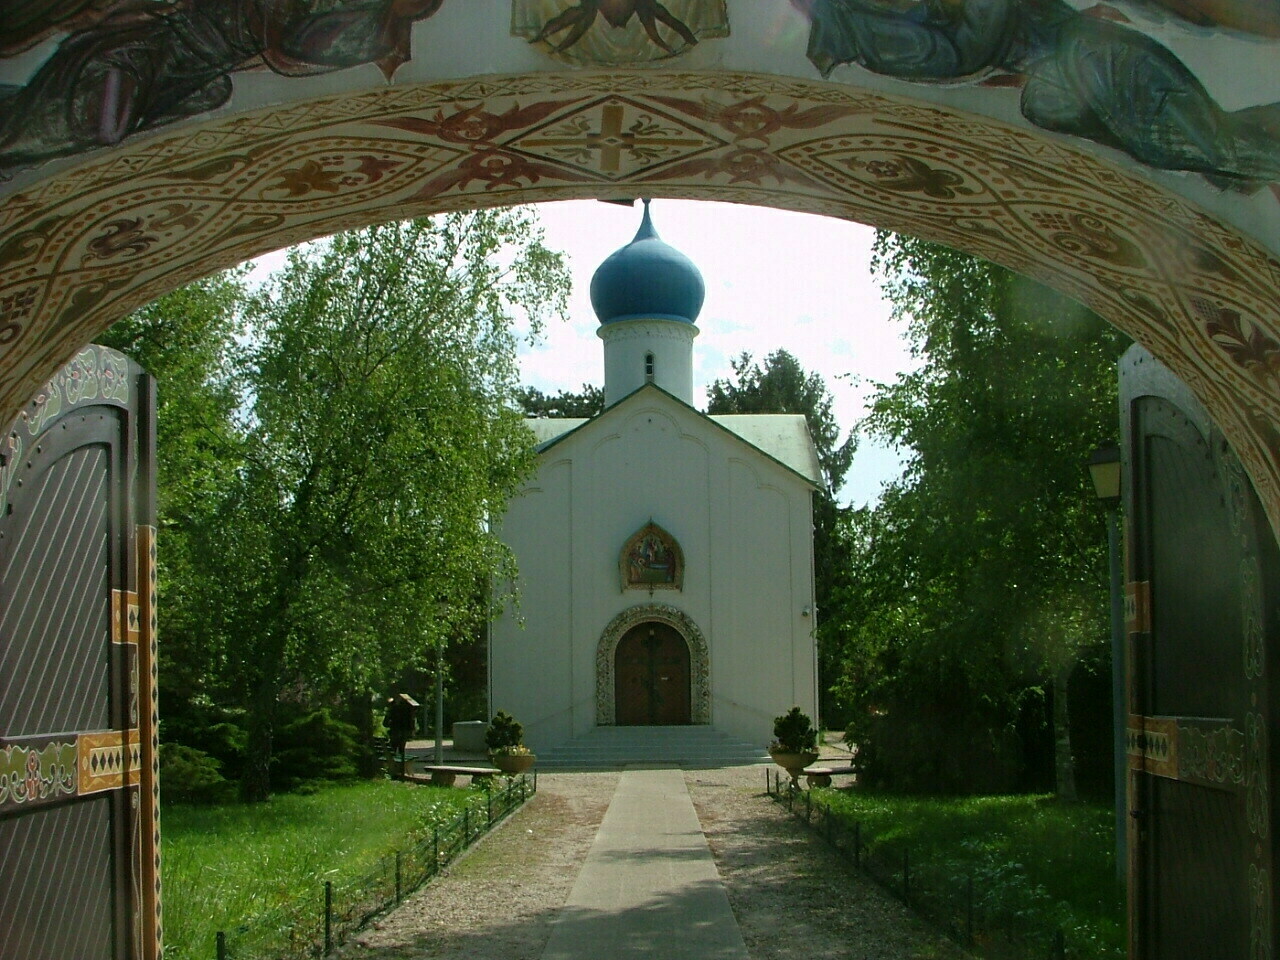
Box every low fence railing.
[215,773,536,960]
[765,768,1119,960]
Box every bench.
[802,765,856,789]
[411,764,502,787]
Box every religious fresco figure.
[513,0,728,66]
[1130,0,1280,38]
[0,0,143,57]
[0,0,447,177]
[790,0,1280,189]
[620,522,683,589]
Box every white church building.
[489,202,820,755]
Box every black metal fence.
[215,773,536,960]
[765,769,1120,960]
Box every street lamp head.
[1088,443,1122,504]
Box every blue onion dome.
[590,200,705,325]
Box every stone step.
[533,725,770,770]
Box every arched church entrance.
[614,621,692,726]
[596,604,710,727]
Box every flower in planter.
[492,744,534,758]
[485,711,533,757]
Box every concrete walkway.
[540,767,750,960]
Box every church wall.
[569,405,714,739]
[713,457,817,746]
[490,393,817,753]
[490,458,576,750]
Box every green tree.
[707,350,854,496]
[98,273,250,774]
[183,210,567,799]
[515,383,604,418]
[831,234,1129,794]
[706,349,856,726]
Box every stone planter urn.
[769,748,820,786]
[770,707,820,786]
[490,752,536,775]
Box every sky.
[522,198,917,507]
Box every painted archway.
[1,3,1279,537]
[596,603,710,726]
[4,5,1280,956]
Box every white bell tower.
[589,200,705,407]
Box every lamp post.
[1087,443,1125,880]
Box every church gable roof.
[708,413,822,486]
[525,384,821,489]
[526,417,588,446]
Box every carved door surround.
[596,603,709,726]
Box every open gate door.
[0,346,159,960]
[1120,346,1276,959]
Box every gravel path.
[340,767,968,960]
[686,767,968,960]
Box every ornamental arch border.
[1,70,1280,536]
[596,603,710,727]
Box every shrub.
[272,707,361,792]
[771,706,817,752]
[157,696,247,784]
[485,711,528,755]
[846,693,1020,794]
[160,743,236,804]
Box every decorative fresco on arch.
[0,0,448,179]
[0,72,1279,536]
[1127,0,1280,37]
[788,0,1280,191]
[620,521,683,590]
[512,0,728,65]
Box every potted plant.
[769,706,819,785]
[486,710,536,774]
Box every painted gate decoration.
[0,345,159,960]
[1121,346,1277,959]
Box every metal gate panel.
[1120,346,1275,960]
[0,796,116,960]
[1147,777,1248,958]
[1,439,116,737]
[0,346,159,960]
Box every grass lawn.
[162,780,481,960]
[817,790,1125,958]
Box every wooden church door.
[1120,347,1275,960]
[0,347,160,960]
[615,622,691,725]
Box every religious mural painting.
[0,0,449,178]
[620,521,683,590]
[513,0,728,65]
[1,69,1278,522]
[789,0,1280,191]
[1128,0,1280,37]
